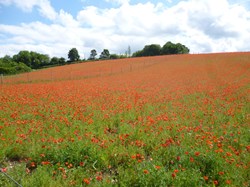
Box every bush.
[0,59,31,75]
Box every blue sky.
[0,0,178,24]
[0,0,250,58]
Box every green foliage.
[59,57,66,65]
[50,57,66,66]
[110,54,119,59]
[50,57,59,65]
[100,49,110,59]
[13,51,32,67]
[132,50,144,57]
[110,54,127,59]
[0,57,32,75]
[13,51,50,69]
[133,41,190,57]
[89,49,97,60]
[142,44,162,56]
[162,41,189,55]
[68,48,80,62]
[0,50,66,75]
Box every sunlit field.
[0,52,249,187]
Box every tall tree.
[89,49,97,60]
[175,43,190,54]
[68,48,80,62]
[132,50,143,57]
[50,57,60,65]
[30,51,50,69]
[2,55,12,63]
[13,50,32,67]
[162,42,189,55]
[100,49,110,59]
[142,44,161,56]
[59,57,66,65]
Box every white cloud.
[105,0,130,5]
[57,10,79,27]
[38,0,57,20]
[0,0,250,58]
[0,0,57,20]
[0,0,39,12]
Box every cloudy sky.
[0,0,250,59]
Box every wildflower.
[217,143,222,148]
[195,152,200,156]
[96,175,103,181]
[79,162,84,166]
[246,145,250,152]
[41,161,50,165]
[155,165,161,170]
[131,155,136,159]
[67,163,73,169]
[143,169,149,174]
[172,173,176,178]
[213,180,219,185]
[218,171,224,175]
[1,168,7,173]
[83,178,90,185]
[190,157,194,162]
[203,176,208,181]
[31,162,36,167]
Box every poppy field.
[0,52,249,187]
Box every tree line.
[0,41,189,75]
[0,51,66,75]
[132,41,189,57]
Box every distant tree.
[89,49,97,60]
[13,50,32,67]
[13,51,50,69]
[2,55,12,63]
[100,49,110,59]
[132,50,143,57]
[110,54,118,59]
[142,44,161,56]
[133,44,161,57]
[68,48,80,62]
[40,54,50,67]
[30,51,50,68]
[59,57,66,65]
[161,41,176,54]
[133,42,189,57]
[50,57,60,65]
[30,51,41,68]
[0,56,31,75]
[175,43,190,54]
[161,41,189,55]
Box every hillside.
[1,52,249,85]
[0,52,249,187]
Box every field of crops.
[0,52,249,187]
